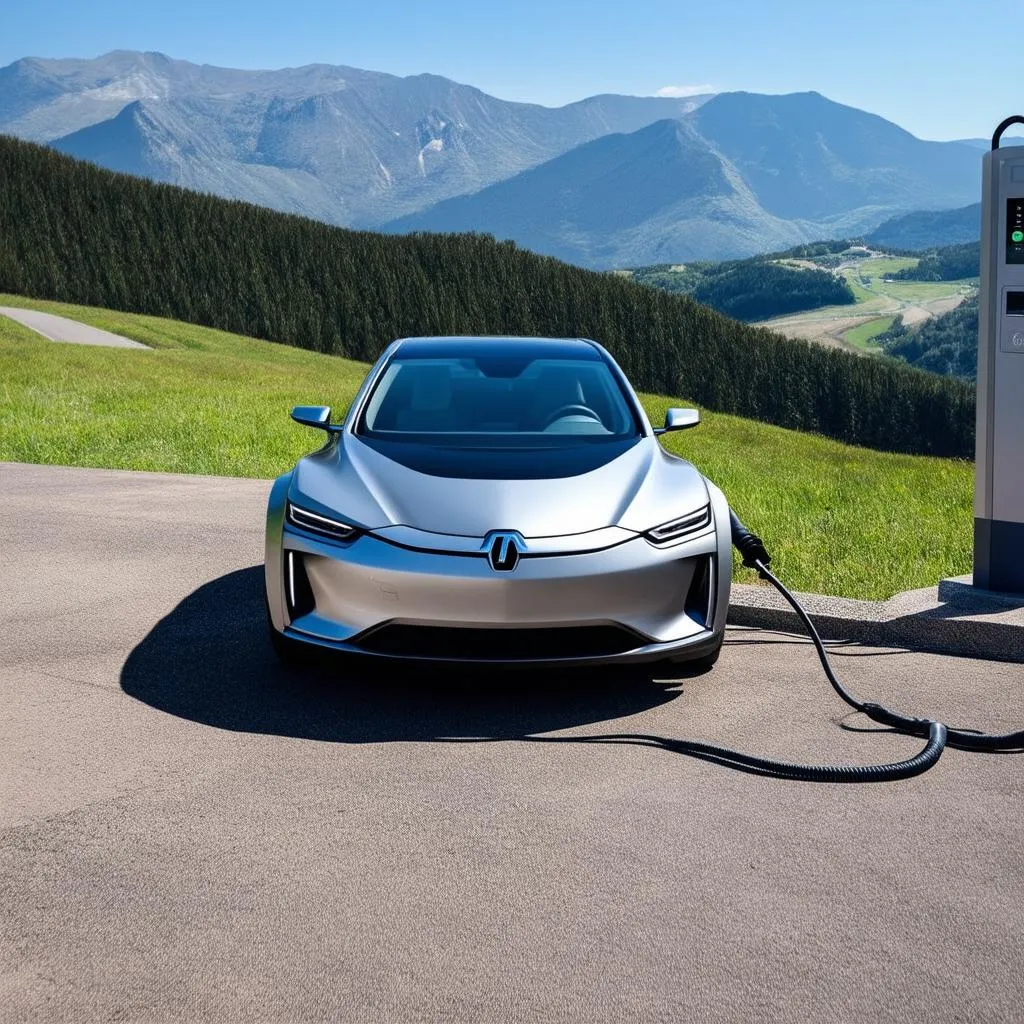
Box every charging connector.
[729,510,772,577]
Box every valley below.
[758,251,976,354]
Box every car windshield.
[357,350,641,447]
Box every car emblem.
[484,531,526,572]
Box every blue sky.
[3,0,1021,141]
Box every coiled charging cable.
[717,510,1024,782]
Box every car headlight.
[646,504,712,544]
[286,501,359,541]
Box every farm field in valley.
[762,251,976,352]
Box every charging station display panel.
[1009,198,1024,263]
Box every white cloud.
[655,84,715,98]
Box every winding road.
[0,306,150,349]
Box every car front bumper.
[265,478,732,667]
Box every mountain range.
[1,50,705,228]
[866,203,982,250]
[385,92,984,265]
[0,50,987,265]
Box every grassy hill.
[0,296,971,600]
[0,134,974,458]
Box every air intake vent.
[286,551,316,619]
[684,555,713,627]
[353,624,648,661]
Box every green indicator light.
[1013,230,1024,243]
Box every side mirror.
[654,408,700,435]
[290,405,338,432]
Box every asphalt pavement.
[1,461,1022,1023]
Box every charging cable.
[720,510,1024,782]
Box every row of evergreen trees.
[878,297,979,380]
[631,259,855,321]
[0,135,975,457]
[892,242,980,282]
[689,262,855,321]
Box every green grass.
[855,256,919,278]
[846,259,977,303]
[880,280,976,302]
[844,278,880,305]
[843,316,895,351]
[0,294,366,477]
[0,295,972,600]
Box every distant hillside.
[688,92,977,222]
[952,136,1024,150]
[877,296,978,380]
[891,242,980,281]
[385,92,982,266]
[0,135,974,457]
[384,119,811,266]
[627,257,856,321]
[867,204,981,250]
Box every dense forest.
[891,242,980,282]
[877,296,978,380]
[769,239,859,259]
[630,257,856,321]
[0,135,974,457]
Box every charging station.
[719,120,1024,776]
[974,115,1024,593]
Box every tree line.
[631,259,855,322]
[892,242,980,282]
[877,297,978,380]
[0,135,975,458]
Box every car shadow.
[120,566,687,744]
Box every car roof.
[392,336,604,361]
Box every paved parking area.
[1,462,1022,1023]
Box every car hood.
[289,434,709,538]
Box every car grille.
[352,623,650,660]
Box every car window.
[358,355,641,446]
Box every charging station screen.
[1009,198,1024,263]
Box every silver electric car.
[265,336,731,670]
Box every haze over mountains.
[0,50,986,266]
[867,203,982,250]
[386,94,983,266]
[1,50,705,228]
